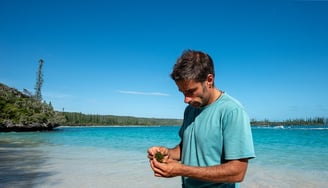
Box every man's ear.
[207,74,214,87]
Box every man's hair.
[170,50,215,83]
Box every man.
[148,50,255,188]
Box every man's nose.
[184,96,192,104]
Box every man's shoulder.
[219,93,245,109]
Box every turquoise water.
[252,126,328,171]
[1,125,327,187]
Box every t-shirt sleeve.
[222,107,256,160]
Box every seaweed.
[155,151,164,163]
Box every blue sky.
[1,0,328,121]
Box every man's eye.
[186,90,195,95]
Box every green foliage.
[155,152,164,163]
[34,59,44,101]
[62,112,182,126]
[0,83,66,127]
[62,113,327,127]
[250,117,327,126]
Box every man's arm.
[167,142,181,161]
[179,158,249,182]
[151,158,249,183]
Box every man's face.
[176,79,210,108]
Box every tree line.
[62,112,182,126]
[61,112,327,126]
[251,117,328,126]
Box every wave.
[252,125,328,130]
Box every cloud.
[118,90,169,96]
[43,92,73,99]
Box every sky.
[1,0,328,121]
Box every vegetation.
[62,112,182,126]
[60,112,327,126]
[0,83,66,131]
[34,59,44,101]
[251,118,328,126]
[155,152,164,163]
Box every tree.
[34,59,44,101]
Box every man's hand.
[147,146,169,160]
[149,155,181,178]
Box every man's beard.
[190,83,209,108]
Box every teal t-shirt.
[179,92,255,188]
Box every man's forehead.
[176,80,201,91]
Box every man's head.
[170,50,215,84]
[171,50,216,108]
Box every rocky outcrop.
[0,83,65,132]
[0,120,60,132]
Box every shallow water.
[0,126,327,188]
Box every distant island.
[250,118,327,126]
[1,83,327,132]
[62,112,182,126]
[61,112,327,127]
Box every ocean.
[0,125,327,188]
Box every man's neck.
[208,88,222,105]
